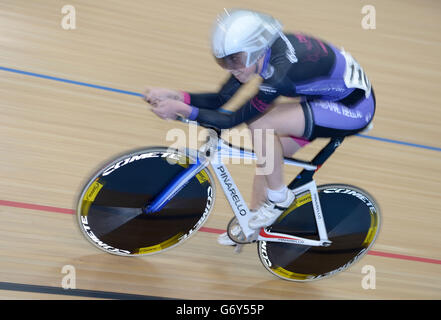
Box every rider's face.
[229,64,258,83]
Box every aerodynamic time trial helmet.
[211,9,283,70]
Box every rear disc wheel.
[257,184,381,281]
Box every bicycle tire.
[76,146,216,256]
[257,184,381,281]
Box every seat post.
[288,137,345,190]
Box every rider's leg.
[217,104,307,245]
[246,90,375,230]
[247,102,307,229]
[249,137,304,211]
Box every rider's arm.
[190,86,281,129]
[182,75,242,110]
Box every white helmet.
[211,9,283,69]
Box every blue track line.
[2,66,440,152]
[355,134,441,152]
[0,66,142,97]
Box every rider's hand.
[142,87,183,107]
[150,99,191,120]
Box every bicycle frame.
[212,139,331,247]
[145,120,344,247]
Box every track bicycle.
[76,118,380,281]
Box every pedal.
[234,244,244,254]
[227,217,258,245]
[227,217,246,244]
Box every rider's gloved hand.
[142,87,185,107]
[150,99,192,120]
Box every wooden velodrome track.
[1,0,440,300]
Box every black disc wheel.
[258,184,380,281]
[77,147,215,256]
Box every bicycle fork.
[144,156,209,214]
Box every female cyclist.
[143,9,376,246]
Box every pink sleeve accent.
[181,91,191,104]
[290,136,310,147]
[251,97,270,112]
